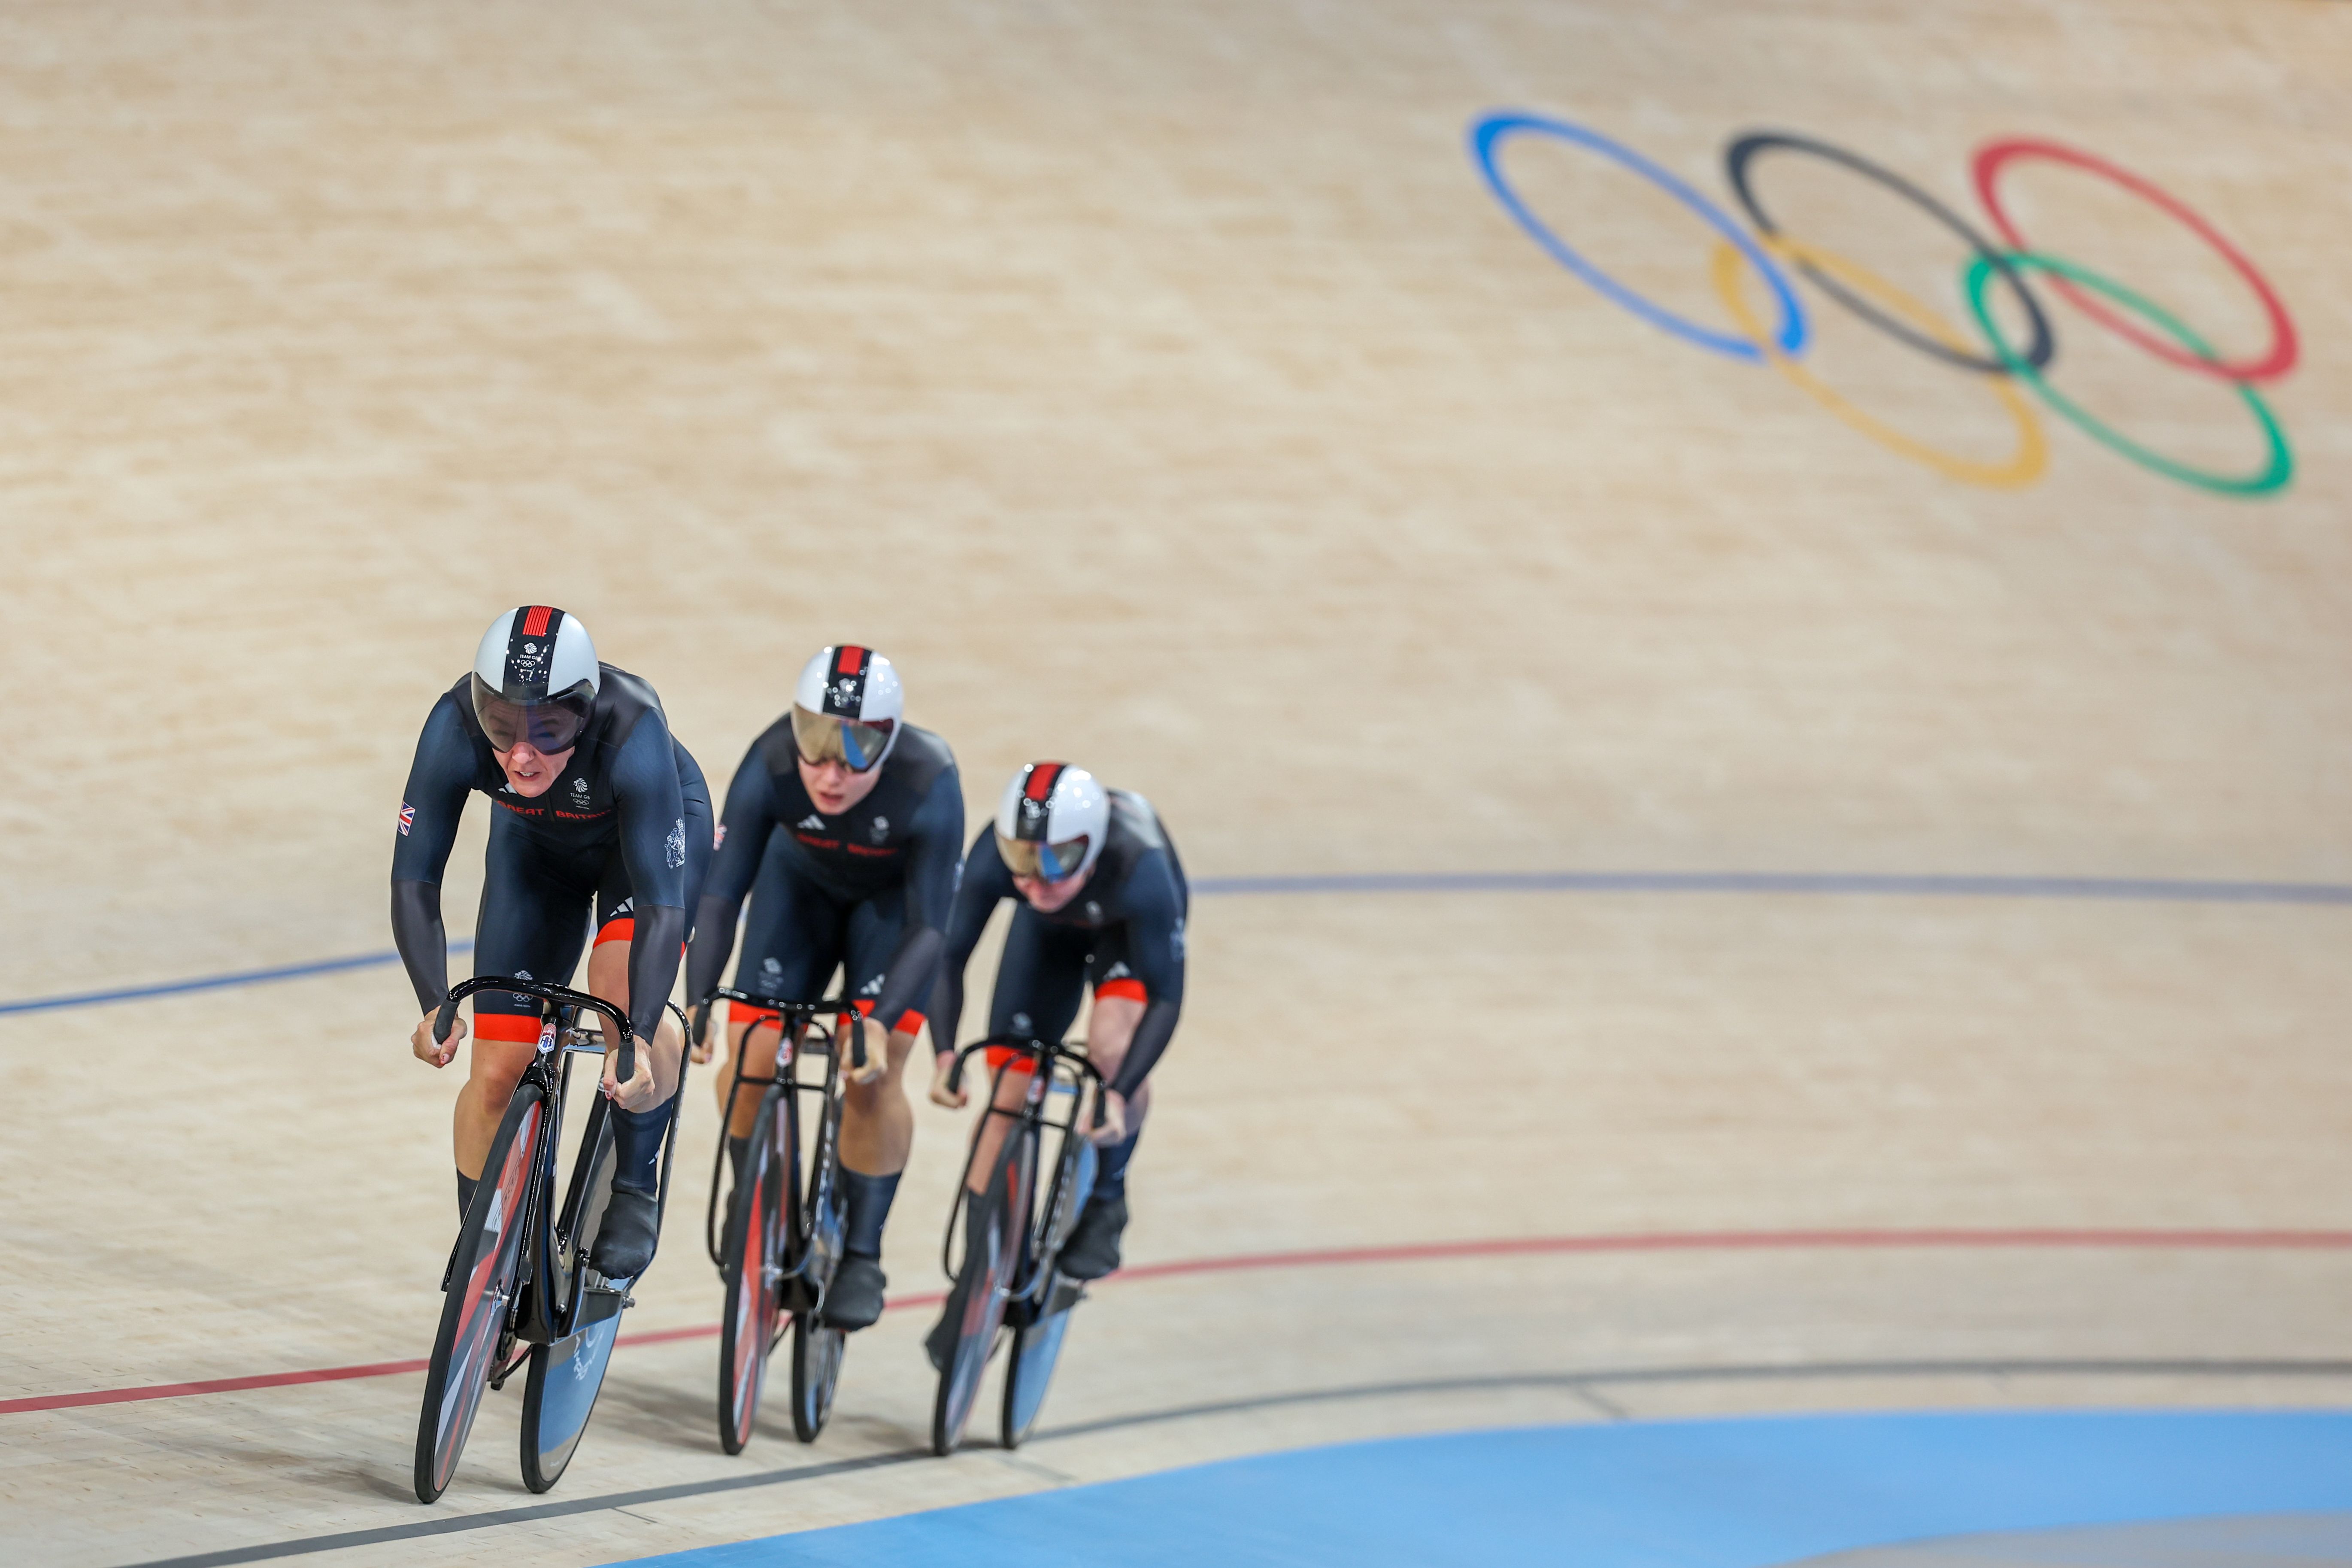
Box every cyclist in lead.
[684,646,962,1330]
[927,762,1188,1359]
[393,606,712,1280]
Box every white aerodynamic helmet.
[995,762,1109,883]
[471,605,601,753]
[790,645,904,772]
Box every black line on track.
[117,1356,2352,1568]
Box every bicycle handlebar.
[945,1033,1106,1128]
[700,988,869,1073]
[438,976,638,1086]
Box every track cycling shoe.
[591,1187,661,1279]
[1058,1193,1128,1280]
[821,1254,887,1329]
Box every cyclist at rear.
[928,762,1188,1306]
[684,646,961,1330]
[393,606,712,1280]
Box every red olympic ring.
[1974,137,2298,384]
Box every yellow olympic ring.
[1710,237,2047,490]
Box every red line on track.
[8,1227,2347,1418]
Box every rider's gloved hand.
[927,1051,967,1109]
[412,1009,467,1069]
[1091,1088,1129,1146]
[602,1041,661,1111]
[845,1015,892,1086]
[686,1001,715,1066]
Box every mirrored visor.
[471,674,593,755]
[791,705,894,772]
[997,831,1091,883]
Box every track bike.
[930,1032,1104,1456]
[699,988,867,1453]
[412,977,688,1503]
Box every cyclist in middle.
[684,645,962,1331]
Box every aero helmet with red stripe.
[790,645,903,772]
[471,605,600,753]
[996,762,1109,883]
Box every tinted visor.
[471,674,593,754]
[997,830,1091,883]
[791,705,894,772]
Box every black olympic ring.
[1724,131,2055,378]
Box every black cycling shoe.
[1058,1193,1128,1280]
[821,1255,887,1329]
[925,1304,959,1373]
[591,1187,661,1279]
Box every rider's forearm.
[390,879,449,1014]
[928,961,966,1066]
[682,891,741,1003]
[1107,997,1179,1099]
[869,924,943,1036]
[624,903,687,1043]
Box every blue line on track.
[615,1410,2352,1568]
[5,867,2347,1018]
[0,940,476,1018]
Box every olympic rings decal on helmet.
[1469,110,2300,498]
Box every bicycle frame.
[941,1034,1104,1311]
[436,976,688,1351]
[699,987,864,1280]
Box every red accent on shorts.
[1094,977,1148,1006]
[521,605,554,637]
[593,916,635,947]
[1024,762,1064,802]
[472,1012,545,1043]
[837,645,864,675]
[734,1004,784,1036]
[984,1043,1038,1076]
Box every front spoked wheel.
[414,1085,545,1504]
[931,1140,1029,1456]
[718,1091,789,1455]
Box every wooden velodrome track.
[3,2,2350,1564]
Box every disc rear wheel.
[520,1115,619,1493]
[414,1085,544,1504]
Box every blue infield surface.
[611,1408,2352,1568]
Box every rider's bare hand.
[1091,1088,1129,1146]
[602,1041,660,1111]
[927,1053,968,1110]
[412,1009,466,1068]
[686,1002,715,1066]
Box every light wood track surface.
[1,3,2348,1565]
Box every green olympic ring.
[1965,250,2293,498]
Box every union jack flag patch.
[397,802,415,836]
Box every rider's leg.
[580,917,686,1277]
[824,893,927,1327]
[961,913,1090,1195]
[1057,986,1143,1279]
[711,849,842,1150]
[584,922,686,1185]
[1077,986,1149,1185]
[458,820,591,1191]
